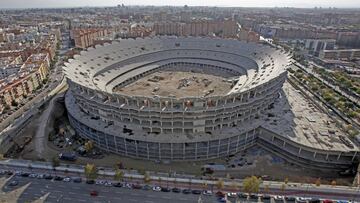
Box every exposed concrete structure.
[63,36,359,170]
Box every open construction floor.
[115,71,233,98]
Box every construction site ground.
[115,71,232,98]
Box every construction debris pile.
[177,76,213,89]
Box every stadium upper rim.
[63,36,290,99]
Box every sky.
[0,0,359,8]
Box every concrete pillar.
[313,152,317,159]
[170,143,173,160]
[283,140,286,147]
[352,151,358,161]
[217,139,221,156]
[326,153,329,161]
[271,136,275,142]
[207,141,210,159]
[227,138,231,155]
[337,152,342,160]
[195,142,197,159]
[236,135,240,152]
[135,140,138,157]
[158,143,161,160]
[298,148,302,155]
[124,138,128,156]
[147,143,150,160]
[113,136,118,153]
[183,143,186,160]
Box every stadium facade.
[63,37,359,170]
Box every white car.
[104,181,112,187]
[273,195,284,201]
[96,180,105,185]
[125,183,133,189]
[29,174,38,178]
[152,186,161,192]
[203,190,213,196]
[227,192,237,198]
[63,177,71,182]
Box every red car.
[216,191,226,198]
[90,190,98,196]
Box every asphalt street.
[1,175,221,203]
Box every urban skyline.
[1,0,360,8]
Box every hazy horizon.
[1,0,360,9]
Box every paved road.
[34,93,63,158]
[1,162,360,202]
[2,175,219,203]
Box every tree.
[243,176,261,193]
[281,183,286,192]
[51,156,60,174]
[264,184,270,193]
[284,177,289,184]
[84,163,98,181]
[158,177,162,187]
[315,178,321,187]
[84,140,94,152]
[216,178,224,190]
[231,181,239,191]
[331,180,337,187]
[114,169,124,182]
[143,172,151,184]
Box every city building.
[153,20,237,38]
[319,49,360,60]
[71,28,113,49]
[238,29,260,42]
[305,39,336,56]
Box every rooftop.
[262,81,358,152]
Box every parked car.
[152,186,161,192]
[104,181,113,187]
[29,174,38,178]
[113,182,123,187]
[161,187,171,192]
[142,185,152,190]
[192,190,202,195]
[227,192,237,198]
[125,183,133,189]
[44,174,53,180]
[95,180,105,185]
[73,177,82,183]
[133,184,142,189]
[63,177,71,182]
[203,190,213,196]
[54,176,63,181]
[86,180,95,184]
[9,180,18,186]
[182,189,192,194]
[172,188,181,193]
[216,191,226,198]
